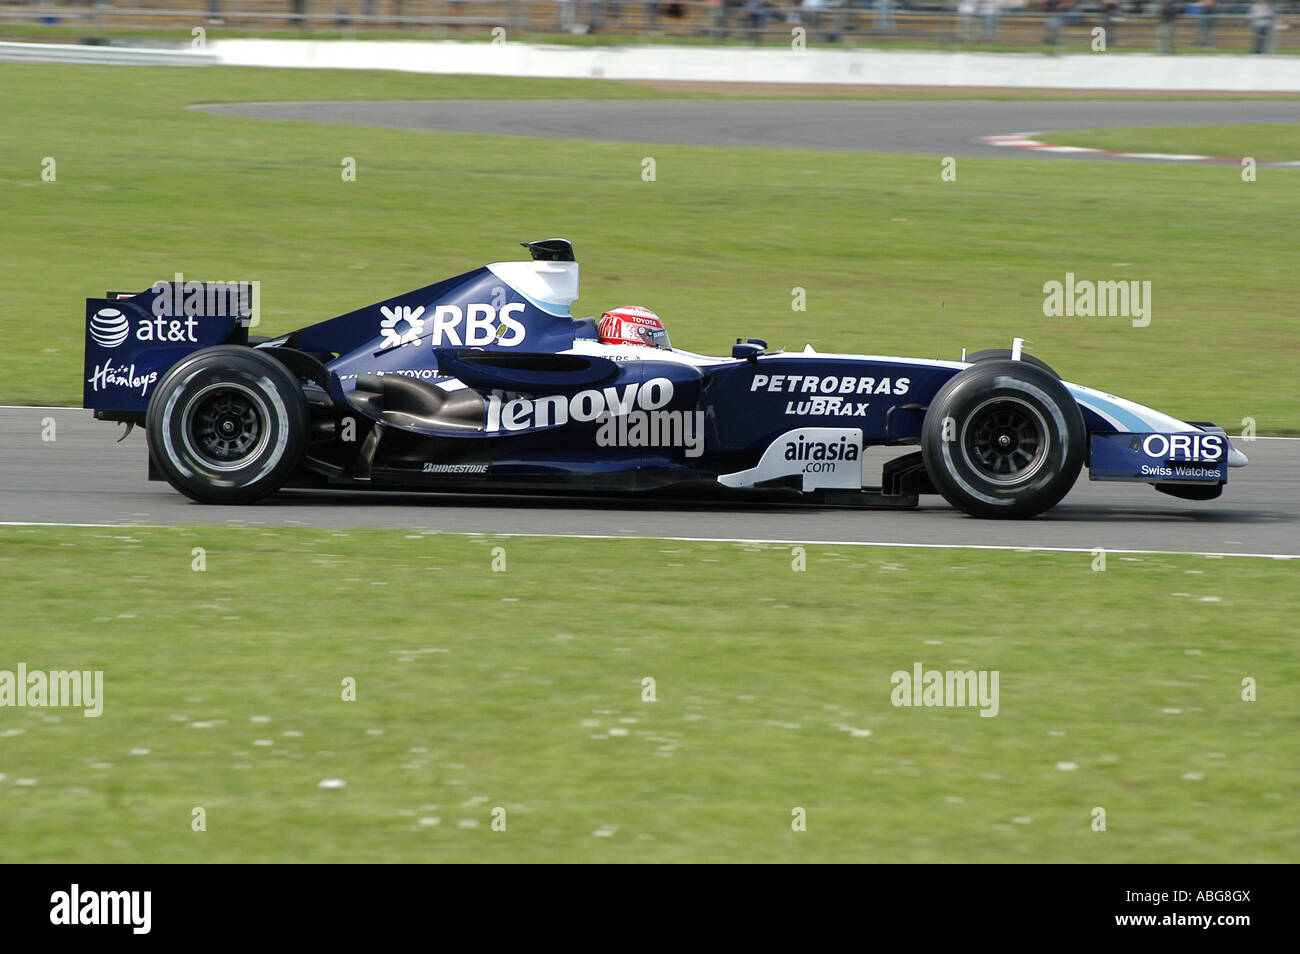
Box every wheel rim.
[960,397,1051,485]
[181,383,272,471]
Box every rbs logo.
[379,302,526,350]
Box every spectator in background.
[979,0,1000,41]
[875,0,897,33]
[1156,0,1179,54]
[1102,0,1119,46]
[556,0,578,32]
[709,0,729,39]
[1188,0,1214,47]
[958,0,978,42]
[743,0,772,42]
[802,0,825,39]
[1043,0,1062,48]
[1249,0,1275,52]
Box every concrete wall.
[5,37,1297,91]
[208,39,1300,91]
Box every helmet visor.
[645,326,672,350]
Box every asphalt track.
[3,408,1296,556]
[193,99,1300,160]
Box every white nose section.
[488,261,579,309]
[1228,445,1249,467]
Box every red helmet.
[598,306,671,350]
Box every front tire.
[964,348,1061,379]
[146,346,308,504]
[921,360,1084,518]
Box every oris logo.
[487,378,675,433]
[1140,433,1224,463]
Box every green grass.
[2,62,1298,433]
[1048,124,1300,162]
[0,526,1294,863]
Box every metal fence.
[1,1,1297,53]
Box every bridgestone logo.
[423,463,488,474]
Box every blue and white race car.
[82,239,1247,518]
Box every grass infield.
[0,526,1295,862]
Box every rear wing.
[84,281,257,418]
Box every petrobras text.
[750,373,910,396]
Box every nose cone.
[1228,445,1249,467]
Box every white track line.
[457,532,1300,560]
[981,131,1300,166]
[0,522,1295,559]
[0,522,165,529]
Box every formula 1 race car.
[82,238,1247,518]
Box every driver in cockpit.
[597,306,672,351]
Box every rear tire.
[921,360,1084,518]
[146,346,308,504]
